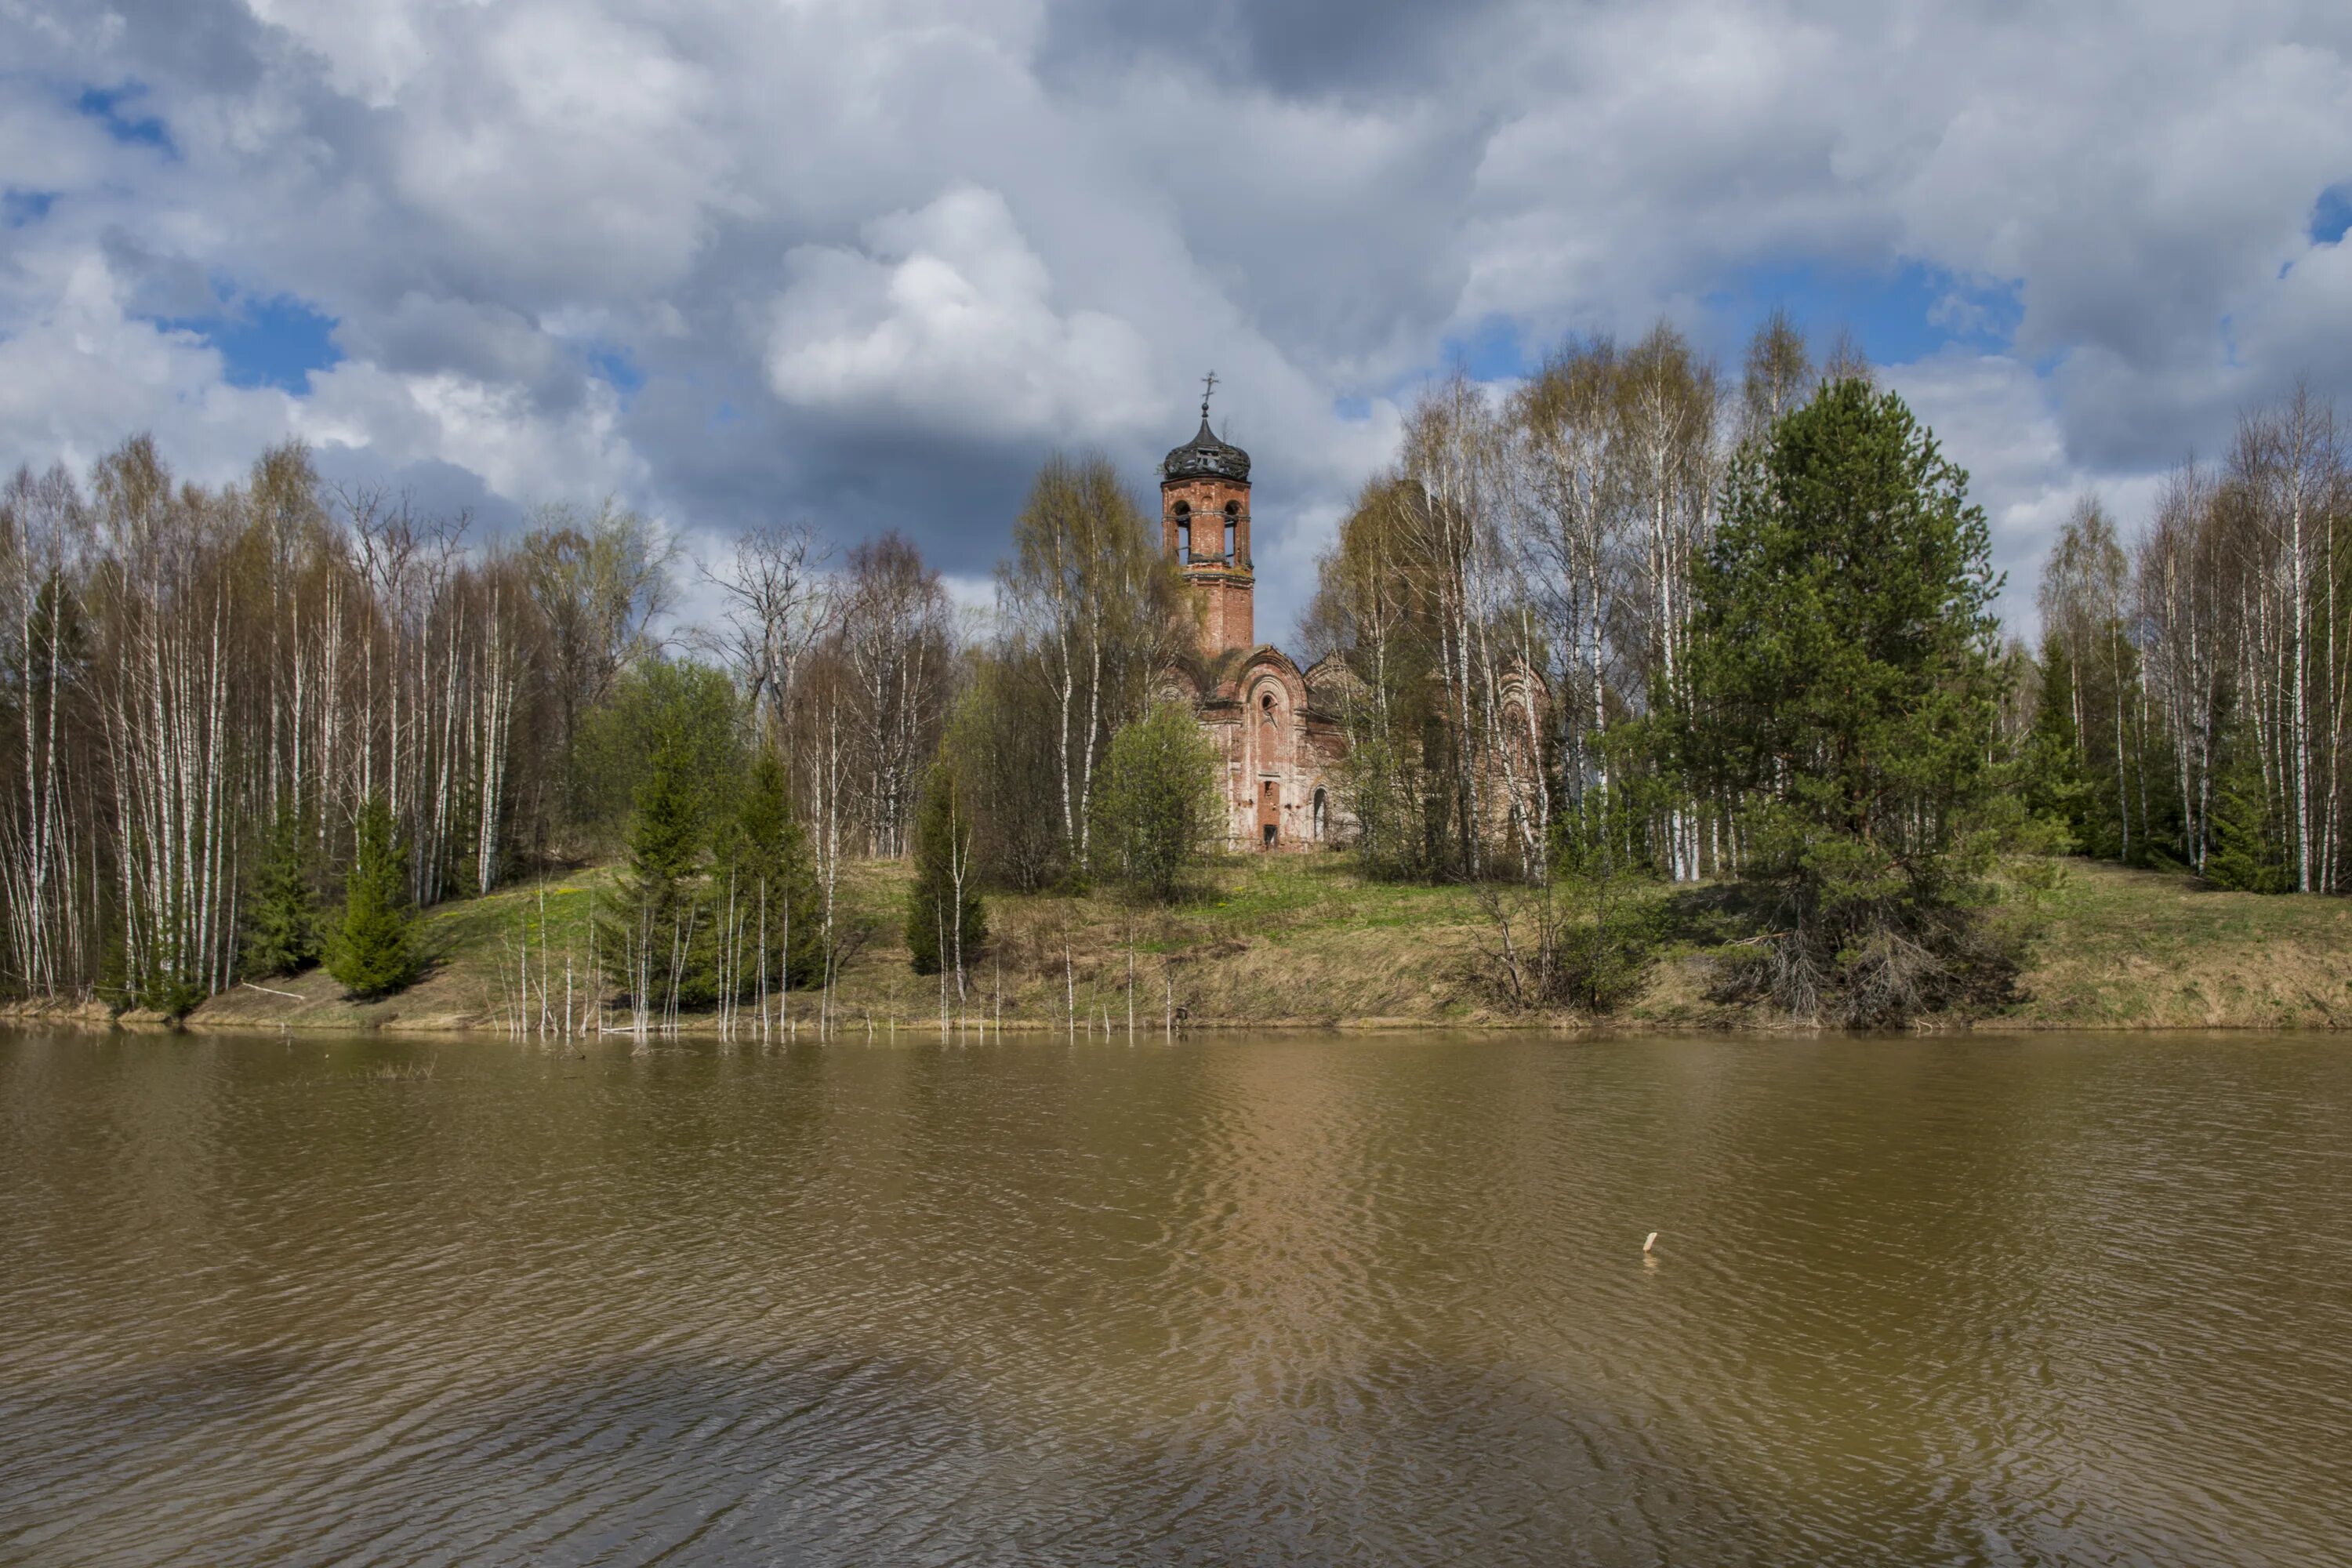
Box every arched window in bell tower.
[1160,377,1254,657]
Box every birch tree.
[837,533,953,858]
[997,453,1181,867]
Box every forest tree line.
[0,433,1203,1022]
[2030,389,2349,893]
[1303,318,2347,902]
[2,315,2344,1022]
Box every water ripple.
[2,1029,2348,1565]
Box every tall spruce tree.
[327,796,421,1000]
[2021,637,2091,848]
[906,760,985,981]
[243,804,321,978]
[601,673,716,1014]
[733,750,823,992]
[2204,746,2291,893]
[1682,377,2013,1024]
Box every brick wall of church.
[1194,666,1348,852]
[1189,573,1253,657]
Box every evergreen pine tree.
[734,750,823,992]
[1681,377,2013,1024]
[138,958,208,1022]
[327,795,421,1000]
[907,760,986,977]
[243,805,321,978]
[94,895,132,1017]
[2021,637,2090,850]
[601,676,714,1012]
[2204,749,2290,894]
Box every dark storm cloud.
[75,0,270,95]
[1037,0,1523,99]
[615,387,1039,564]
[334,296,557,387]
[98,227,217,318]
[308,446,529,539]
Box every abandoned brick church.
[1154,388,1351,851]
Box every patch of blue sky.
[2025,343,2068,379]
[1381,256,2022,414]
[1438,314,1534,383]
[590,347,645,399]
[1705,257,2022,368]
[162,294,343,394]
[2310,183,2351,246]
[1331,394,1373,422]
[75,84,174,154]
[4,189,57,227]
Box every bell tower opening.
[1161,372,1254,659]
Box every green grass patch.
[162,851,2350,1035]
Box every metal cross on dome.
[1200,370,1218,422]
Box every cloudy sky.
[4,0,2349,641]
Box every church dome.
[1162,413,1250,485]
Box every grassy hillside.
[1987,860,2352,1029]
[42,852,2352,1035]
[180,854,1502,1036]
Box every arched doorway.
[1312,788,1327,843]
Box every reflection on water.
[3,1030,2348,1565]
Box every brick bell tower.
[1161,372,1254,659]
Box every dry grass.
[164,853,1502,1035]
[826,854,1500,1031]
[187,868,625,1035]
[129,851,2352,1036]
[1987,858,2352,1029]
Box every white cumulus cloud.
[765,185,1159,443]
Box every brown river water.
[2,1028,2349,1566]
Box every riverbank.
[12,854,2348,1036]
